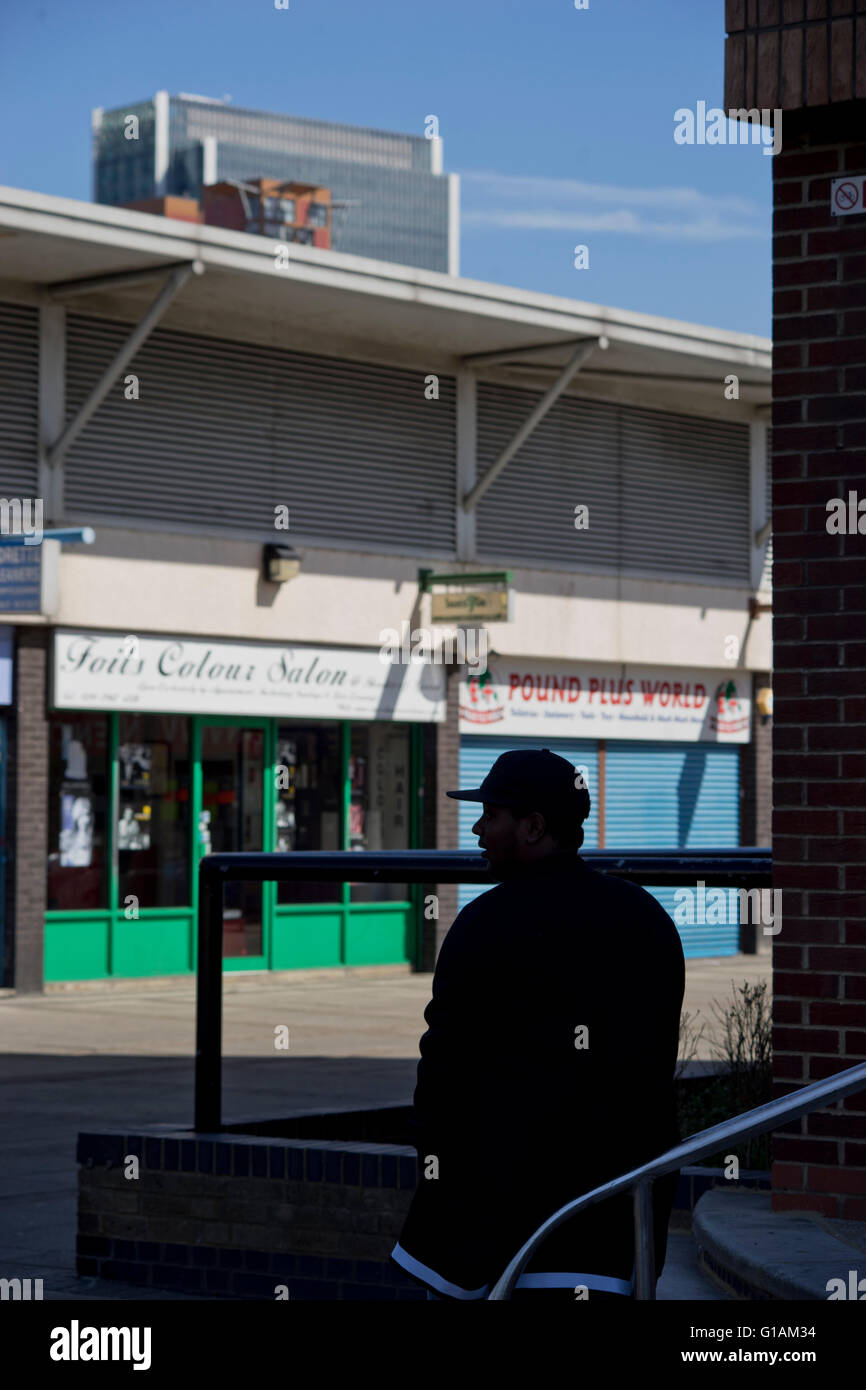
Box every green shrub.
[676,980,773,1171]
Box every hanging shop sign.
[421,568,513,623]
[431,589,510,622]
[52,630,446,723]
[459,659,751,742]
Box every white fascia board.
[0,185,771,373]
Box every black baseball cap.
[447,748,590,819]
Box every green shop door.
[197,719,271,967]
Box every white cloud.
[459,171,764,242]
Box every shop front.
[0,627,11,972]
[458,658,752,959]
[45,630,444,982]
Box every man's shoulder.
[444,886,505,937]
[434,886,508,963]
[581,861,679,915]
[578,864,685,960]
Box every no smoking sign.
[831,177,866,216]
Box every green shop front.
[46,629,445,983]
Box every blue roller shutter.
[605,741,740,958]
[457,735,599,912]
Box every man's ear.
[526,811,548,844]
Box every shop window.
[47,715,109,910]
[201,724,264,958]
[349,724,410,902]
[275,724,341,904]
[118,715,191,910]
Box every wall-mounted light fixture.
[756,686,773,721]
[263,544,301,583]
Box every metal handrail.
[488,1059,866,1300]
[195,848,771,1132]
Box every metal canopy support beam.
[461,334,599,371]
[46,259,204,299]
[38,302,65,523]
[461,336,608,513]
[456,368,477,560]
[45,261,204,470]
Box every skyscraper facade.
[92,92,459,273]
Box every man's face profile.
[472,802,549,878]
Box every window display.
[117,715,190,909]
[47,715,108,909]
[275,724,341,904]
[201,723,263,956]
[349,723,410,902]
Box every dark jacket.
[390,852,686,1298]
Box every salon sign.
[52,630,446,723]
[459,661,751,742]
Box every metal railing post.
[633,1179,656,1300]
[195,861,224,1132]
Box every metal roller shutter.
[475,383,750,583]
[0,302,39,496]
[760,426,773,592]
[604,740,740,958]
[476,386,621,569]
[64,314,457,551]
[457,734,599,913]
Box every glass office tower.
[92,92,459,273]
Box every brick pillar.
[7,628,48,993]
[741,670,773,849]
[419,665,460,971]
[754,672,772,850]
[770,106,866,1220]
[740,671,773,952]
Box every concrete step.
[695,1188,866,1301]
[657,1230,733,1301]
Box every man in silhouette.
[390,748,685,1301]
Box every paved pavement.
[0,955,769,1301]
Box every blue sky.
[0,0,771,337]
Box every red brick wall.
[427,665,461,969]
[770,105,866,1219]
[726,1,866,113]
[5,628,48,993]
